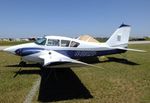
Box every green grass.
[0,44,150,103]
[0,52,40,103]
[0,41,31,46]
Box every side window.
[47,39,60,46]
[70,41,80,47]
[61,40,70,47]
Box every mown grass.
[0,41,31,46]
[0,44,150,103]
[0,52,40,103]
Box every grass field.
[0,52,40,103]
[0,41,31,46]
[0,44,150,103]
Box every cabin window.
[70,41,80,47]
[46,39,60,46]
[35,37,47,45]
[61,40,70,47]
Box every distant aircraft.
[3,24,145,68]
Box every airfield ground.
[0,44,150,103]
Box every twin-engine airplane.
[3,24,145,68]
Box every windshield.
[35,38,47,45]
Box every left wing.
[39,50,103,69]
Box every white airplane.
[3,24,145,68]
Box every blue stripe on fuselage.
[15,48,44,56]
[55,49,126,59]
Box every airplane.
[3,24,145,68]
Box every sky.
[0,0,150,38]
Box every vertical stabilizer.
[106,24,131,47]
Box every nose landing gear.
[13,61,26,78]
[19,61,26,66]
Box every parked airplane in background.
[3,24,145,68]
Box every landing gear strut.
[19,61,26,66]
[13,61,26,78]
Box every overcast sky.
[0,0,150,38]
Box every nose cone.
[3,46,17,54]
[3,43,37,54]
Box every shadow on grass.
[79,57,139,65]
[7,64,93,102]
[101,57,139,65]
[6,64,41,68]
[38,68,93,102]
[14,69,41,76]
[79,57,100,64]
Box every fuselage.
[4,36,126,64]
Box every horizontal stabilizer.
[110,47,146,52]
[122,48,146,52]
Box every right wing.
[39,50,104,69]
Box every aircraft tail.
[106,24,131,48]
[105,24,146,52]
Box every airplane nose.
[3,46,16,54]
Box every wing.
[39,50,104,69]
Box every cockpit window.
[46,39,60,46]
[61,40,70,47]
[70,41,80,47]
[35,38,46,45]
